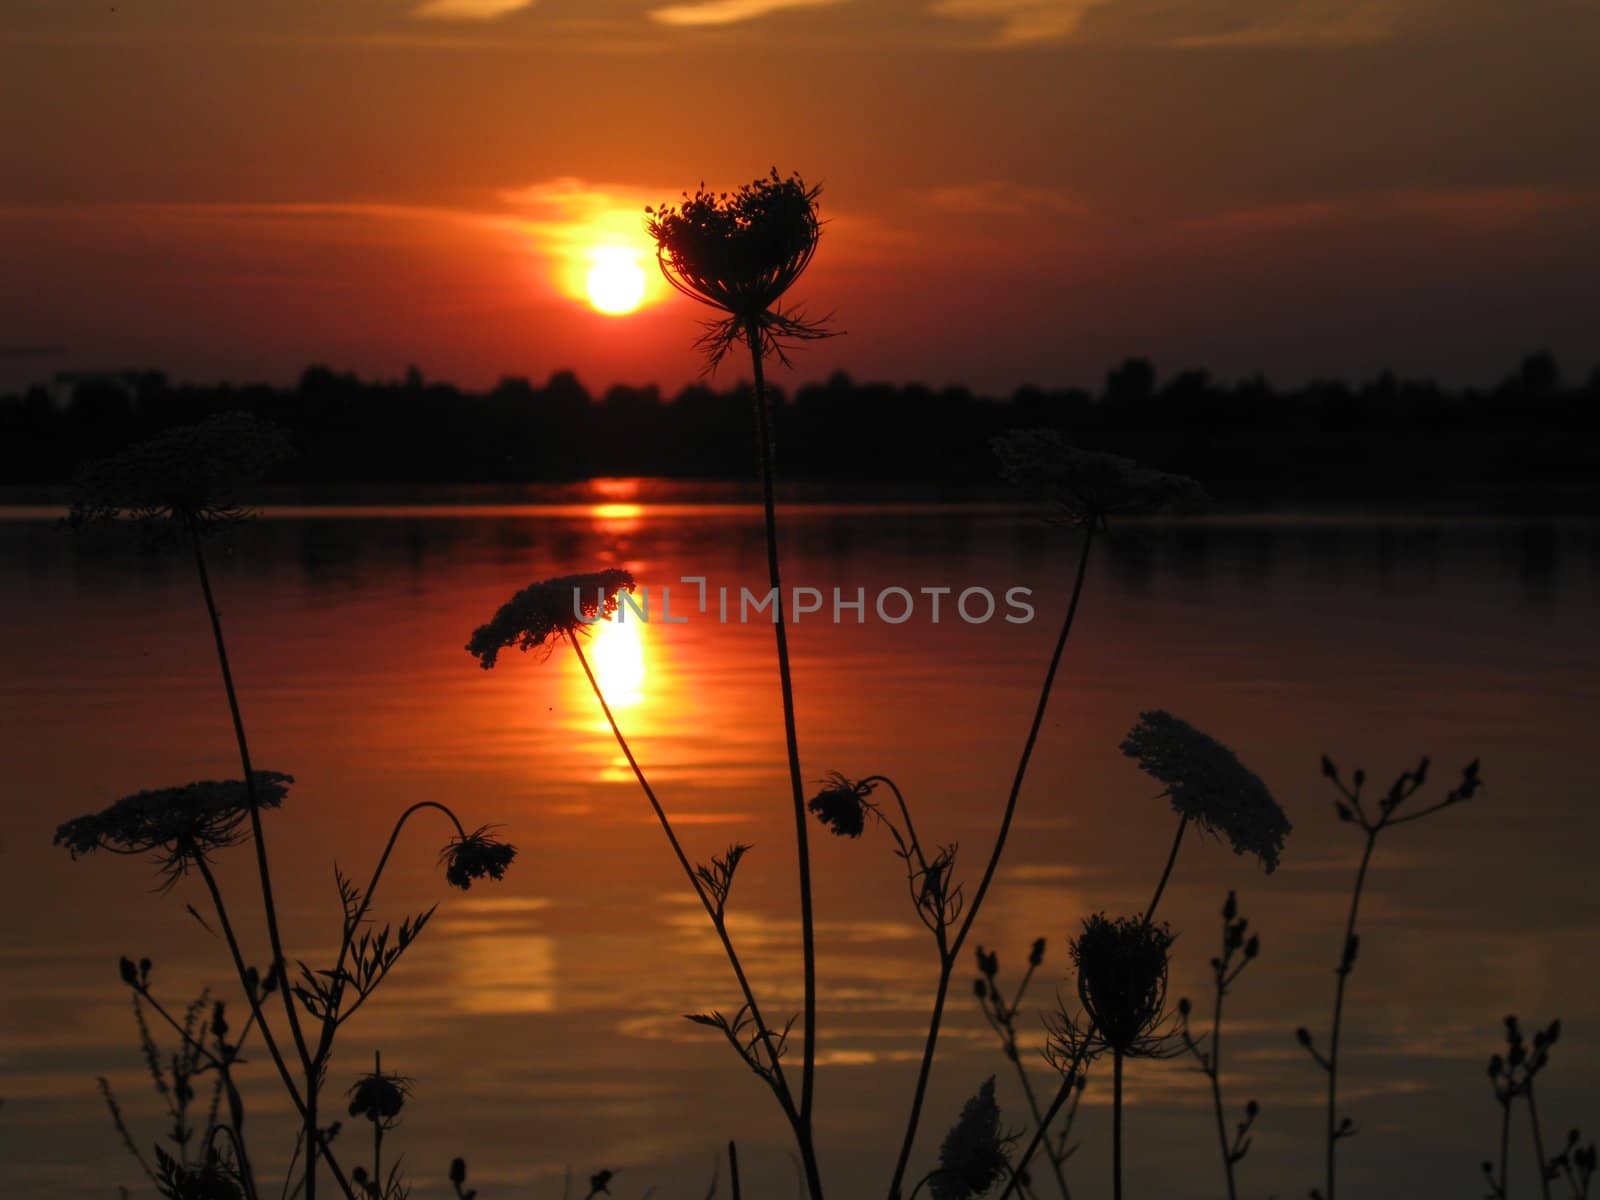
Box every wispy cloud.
[650,0,847,28]
[1168,2,1397,48]
[929,0,1113,45]
[411,0,536,20]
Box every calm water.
[3,498,1598,1199]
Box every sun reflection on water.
[587,615,646,709]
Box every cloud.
[929,0,1114,45]
[411,0,536,20]
[1166,1,1397,47]
[649,0,847,28]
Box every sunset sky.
[3,0,1598,394]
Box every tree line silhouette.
[4,353,1597,503]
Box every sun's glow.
[585,248,647,316]
[589,615,646,708]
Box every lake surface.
[3,496,1598,1199]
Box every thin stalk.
[1498,1096,1514,1199]
[1142,815,1188,927]
[985,976,1073,1200]
[1528,1082,1553,1200]
[1207,985,1237,1200]
[729,1141,742,1200]
[187,523,318,1197]
[1325,830,1378,1200]
[311,801,469,1063]
[887,525,1097,1200]
[1001,836,1180,1199]
[1112,1051,1125,1200]
[746,322,817,1133]
[569,636,822,1200]
[191,857,357,1200]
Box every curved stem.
[569,635,820,1197]
[747,323,818,1133]
[1142,815,1188,927]
[888,526,1097,1200]
[312,801,469,1062]
[1326,829,1378,1200]
[187,523,318,1195]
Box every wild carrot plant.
[1176,891,1263,1200]
[974,939,1079,1200]
[1004,712,1285,1196]
[1296,753,1481,1200]
[59,416,518,1200]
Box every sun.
[585,248,647,316]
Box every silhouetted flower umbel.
[1121,710,1290,872]
[807,773,877,838]
[466,569,635,668]
[68,412,292,533]
[931,1076,1012,1200]
[1068,913,1179,1058]
[347,1065,411,1128]
[440,826,517,890]
[54,772,292,885]
[646,169,833,367]
[992,428,1204,528]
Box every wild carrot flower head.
[646,169,833,368]
[992,428,1204,528]
[807,773,877,838]
[931,1076,1012,1200]
[1070,913,1177,1056]
[440,826,517,890]
[1120,710,1290,872]
[347,1067,412,1129]
[54,772,292,886]
[68,412,292,533]
[465,569,635,668]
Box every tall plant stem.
[746,324,817,1132]
[192,857,357,1200]
[1497,1096,1514,1199]
[1325,829,1378,1200]
[570,636,822,1200]
[887,526,1097,1200]
[187,522,319,1195]
[1528,1082,1553,1200]
[1207,987,1238,1200]
[1001,826,1180,1200]
[1112,1051,1125,1200]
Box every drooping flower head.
[931,1076,1012,1200]
[1120,709,1291,873]
[807,772,878,839]
[54,772,292,886]
[440,825,517,890]
[992,428,1204,528]
[646,169,833,368]
[1070,913,1177,1056]
[465,569,635,669]
[68,412,293,534]
[347,1065,412,1130]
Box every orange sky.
[2,0,1598,393]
